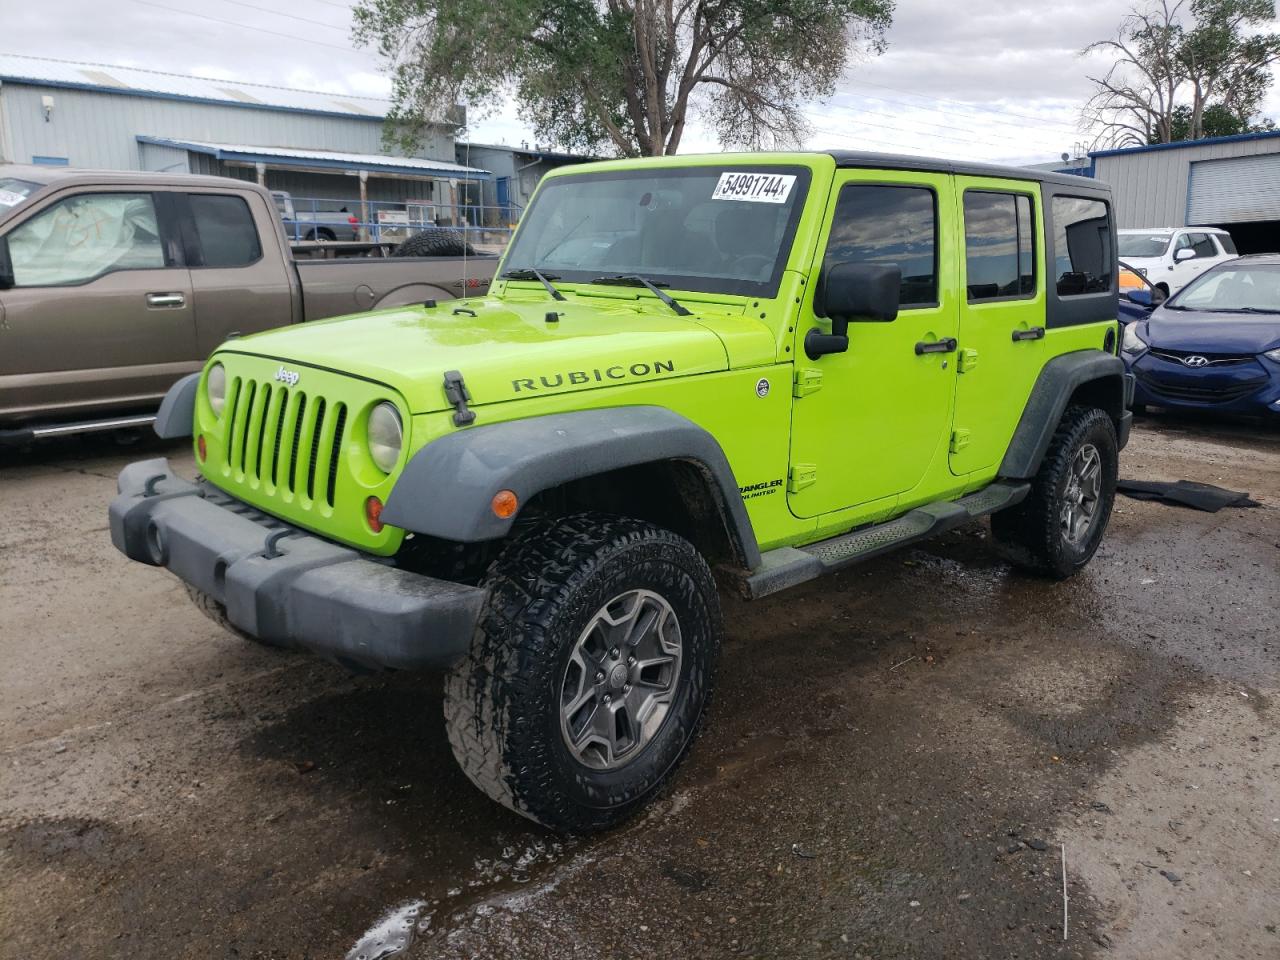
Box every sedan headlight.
[1263,347,1280,363]
[367,402,403,473]
[206,363,227,416]
[1121,324,1148,355]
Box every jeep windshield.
[502,165,810,297]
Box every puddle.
[345,900,426,960]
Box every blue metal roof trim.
[136,136,491,181]
[0,75,391,122]
[1089,128,1280,159]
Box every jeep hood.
[220,296,769,413]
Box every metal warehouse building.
[1091,130,1280,253]
[0,53,489,228]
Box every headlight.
[367,402,403,473]
[1121,324,1148,355]
[1263,347,1280,363]
[206,363,227,416]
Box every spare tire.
[393,227,476,258]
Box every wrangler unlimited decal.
[512,359,676,393]
[739,478,783,500]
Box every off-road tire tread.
[443,513,720,833]
[393,227,476,258]
[990,405,1117,579]
[182,584,270,646]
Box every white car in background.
[1117,227,1238,297]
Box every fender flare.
[381,406,762,568]
[999,349,1131,479]
[154,372,201,439]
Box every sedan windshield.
[1118,234,1171,258]
[1170,263,1280,313]
[501,166,810,297]
[0,177,42,211]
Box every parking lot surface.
[2,416,1277,960]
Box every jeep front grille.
[222,376,347,510]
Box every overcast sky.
[8,0,1280,165]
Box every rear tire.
[990,405,1118,579]
[444,514,721,833]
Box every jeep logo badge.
[274,366,300,386]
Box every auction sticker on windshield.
[712,172,796,204]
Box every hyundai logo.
[1181,355,1209,368]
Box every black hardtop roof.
[825,150,1102,189]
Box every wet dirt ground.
[1,414,1277,960]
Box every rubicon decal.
[739,478,783,500]
[512,360,676,393]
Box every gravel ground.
[1,413,1277,960]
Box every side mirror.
[1124,288,1152,306]
[1174,247,1195,262]
[805,262,901,360]
[0,236,13,290]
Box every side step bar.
[0,413,157,446]
[741,482,1031,600]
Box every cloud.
[6,0,1279,165]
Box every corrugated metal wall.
[1094,135,1280,227]
[0,81,455,170]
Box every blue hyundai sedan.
[1122,254,1280,417]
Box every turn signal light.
[196,434,207,462]
[365,496,385,533]
[491,489,518,519]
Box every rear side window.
[1052,196,1112,296]
[1216,233,1238,255]
[963,191,1036,301]
[189,194,261,267]
[824,184,937,307]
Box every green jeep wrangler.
[110,151,1132,832]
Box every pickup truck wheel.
[990,405,1117,580]
[444,514,721,833]
[183,584,281,649]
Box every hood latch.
[443,370,477,427]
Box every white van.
[1117,227,1238,296]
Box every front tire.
[444,514,721,833]
[990,405,1118,579]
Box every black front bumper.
[108,458,485,671]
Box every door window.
[823,184,937,307]
[1216,233,1238,255]
[1051,196,1112,295]
[6,192,165,287]
[188,194,262,267]
[963,191,1035,301]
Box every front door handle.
[146,292,185,308]
[914,337,957,355]
[1011,326,1045,342]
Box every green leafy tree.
[353,0,894,157]
[1082,0,1280,147]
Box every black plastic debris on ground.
[1117,479,1261,512]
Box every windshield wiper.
[590,274,691,316]
[501,267,565,301]
[1235,307,1280,314]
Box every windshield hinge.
[788,463,817,493]
[793,368,823,398]
[443,370,476,427]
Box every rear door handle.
[1011,326,1045,342]
[914,337,957,355]
[146,292,185,308]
